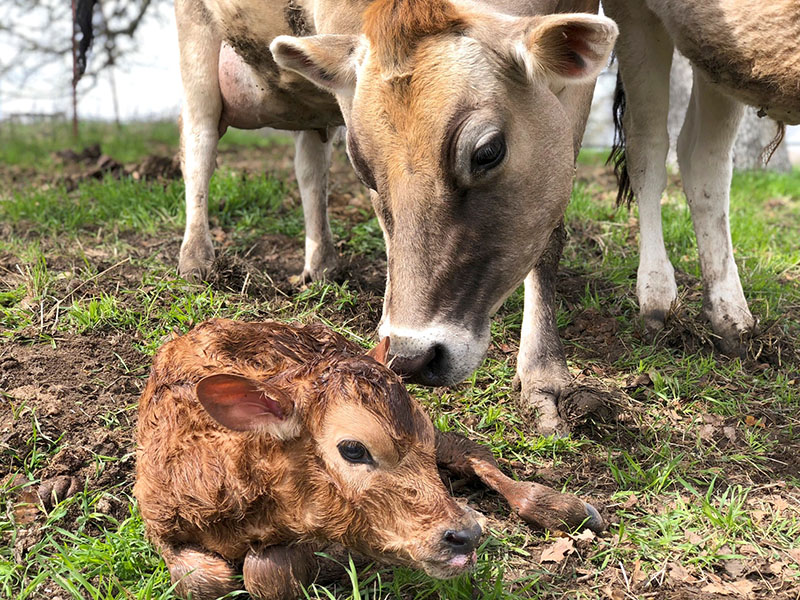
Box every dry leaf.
[540,537,575,563]
[787,548,800,564]
[621,493,639,509]
[573,529,596,543]
[685,530,705,546]
[602,586,624,600]
[723,426,736,442]
[723,559,746,579]
[738,543,758,556]
[668,562,697,584]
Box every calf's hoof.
[37,475,82,509]
[508,480,605,534]
[166,547,239,600]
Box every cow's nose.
[442,523,482,554]
[389,345,438,382]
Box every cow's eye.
[337,440,374,465]
[471,131,506,173]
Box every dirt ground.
[1,140,799,599]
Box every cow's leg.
[435,431,604,533]
[163,545,240,600]
[677,70,751,355]
[176,0,222,282]
[243,544,315,600]
[293,130,337,283]
[517,223,571,435]
[604,0,675,333]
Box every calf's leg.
[435,431,604,533]
[516,223,572,436]
[163,545,240,600]
[175,0,222,281]
[244,544,315,600]
[293,130,338,283]
[677,70,752,356]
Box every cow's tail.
[75,0,98,78]
[606,71,635,207]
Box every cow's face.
[271,1,617,385]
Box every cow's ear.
[196,374,300,440]
[270,34,360,95]
[513,14,617,85]
[366,337,391,365]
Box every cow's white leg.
[176,0,222,282]
[605,0,676,333]
[292,130,337,282]
[517,224,571,436]
[677,70,752,355]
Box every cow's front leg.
[677,70,753,356]
[176,0,222,282]
[517,223,572,435]
[244,544,315,600]
[435,431,604,533]
[293,130,337,283]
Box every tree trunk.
[667,50,791,173]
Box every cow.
[135,318,605,599]
[603,0,800,356]
[174,0,618,435]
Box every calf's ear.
[513,14,618,85]
[270,34,360,95]
[196,374,300,439]
[366,337,391,365]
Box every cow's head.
[271,0,617,385]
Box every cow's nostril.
[442,523,481,554]
[389,345,436,380]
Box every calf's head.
[271,0,617,385]
[194,339,482,578]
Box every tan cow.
[135,319,604,599]
[175,0,618,434]
[603,0,800,355]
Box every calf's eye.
[337,440,374,465]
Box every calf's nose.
[442,522,482,554]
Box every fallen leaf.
[668,562,697,584]
[768,561,787,576]
[573,528,596,544]
[540,537,575,563]
[621,493,639,509]
[738,543,758,556]
[723,426,736,442]
[699,423,716,441]
[602,586,624,600]
[685,530,705,546]
[723,558,746,579]
[787,548,800,564]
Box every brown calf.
[135,319,603,599]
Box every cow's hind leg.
[293,130,337,283]
[176,0,222,281]
[163,545,240,600]
[677,70,752,356]
[435,431,604,533]
[243,544,315,600]
[516,223,571,435]
[604,0,675,334]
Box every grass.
[1,121,799,599]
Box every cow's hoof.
[640,307,668,339]
[179,238,215,282]
[519,387,569,437]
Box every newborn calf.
[135,319,603,599]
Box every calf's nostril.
[442,523,482,554]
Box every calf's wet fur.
[135,319,603,599]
